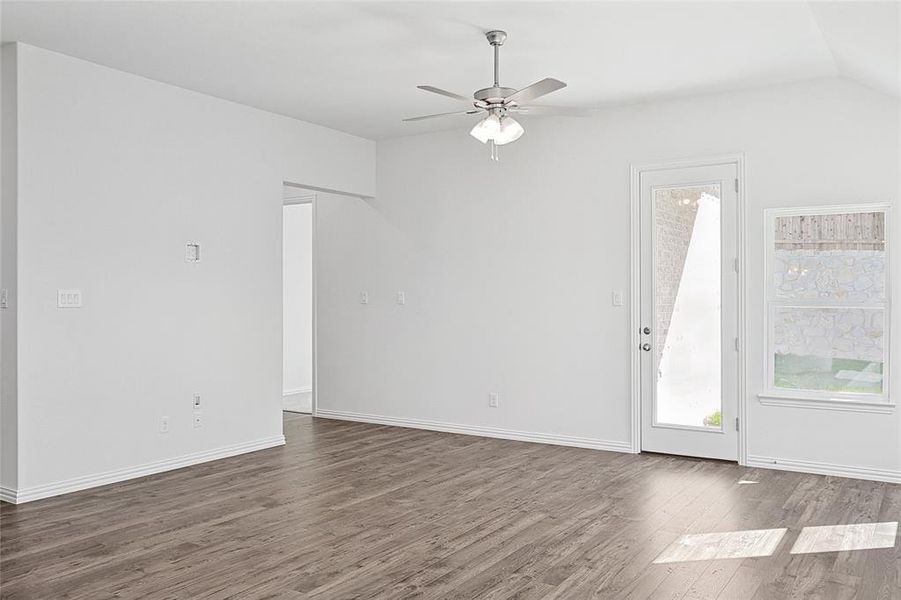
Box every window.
[765,206,891,404]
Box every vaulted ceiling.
[2,1,897,140]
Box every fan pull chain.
[490,140,499,161]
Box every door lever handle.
[641,343,651,352]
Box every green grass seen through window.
[774,353,883,395]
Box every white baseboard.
[746,454,901,484]
[0,486,17,504]
[2,435,286,505]
[314,409,634,454]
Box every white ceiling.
[2,2,897,140]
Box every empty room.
[0,1,899,598]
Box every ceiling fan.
[404,30,588,160]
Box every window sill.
[758,393,895,414]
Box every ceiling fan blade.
[403,109,481,122]
[507,105,593,117]
[417,85,472,103]
[504,78,567,106]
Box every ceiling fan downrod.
[486,30,506,87]
[474,31,516,107]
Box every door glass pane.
[654,185,722,428]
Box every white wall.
[3,41,897,501]
[316,77,901,480]
[1,44,18,493]
[282,202,313,395]
[2,43,374,501]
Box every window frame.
[762,203,893,408]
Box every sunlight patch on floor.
[653,528,787,564]
[790,522,897,554]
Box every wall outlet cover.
[57,289,83,308]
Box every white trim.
[282,386,312,396]
[282,194,315,206]
[629,153,747,462]
[311,193,319,416]
[630,153,746,173]
[0,486,16,504]
[764,203,893,218]
[737,156,749,466]
[315,409,634,454]
[762,203,892,407]
[282,182,373,201]
[651,422,726,434]
[758,393,895,414]
[282,184,320,417]
[1,435,285,504]
[746,454,901,484]
[629,165,642,453]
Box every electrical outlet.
[0,289,8,309]
[159,416,170,433]
[193,413,203,428]
[360,291,369,305]
[488,392,499,408]
[57,289,83,308]
[193,393,201,409]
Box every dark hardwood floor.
[1,412,899,599]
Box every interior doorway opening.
[282,188,314,414]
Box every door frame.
[282,181,374,417]
[629,153,748,464]
[282,192,317,415]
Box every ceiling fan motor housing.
[474,86,517,105]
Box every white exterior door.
[639,163,739,461]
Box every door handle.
[641,343,651,352]
[642,327,651,335]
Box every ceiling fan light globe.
[469,114,501,144]
[469,122,490,143]
[494,116,524,145]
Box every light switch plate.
[360,291,369,305]
[396,291,406,305]
[612,291,624,307]
[57,289,83,308]
[0,289,7,309]
[186,242,201,262]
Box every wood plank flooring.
[1,413,899,599]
